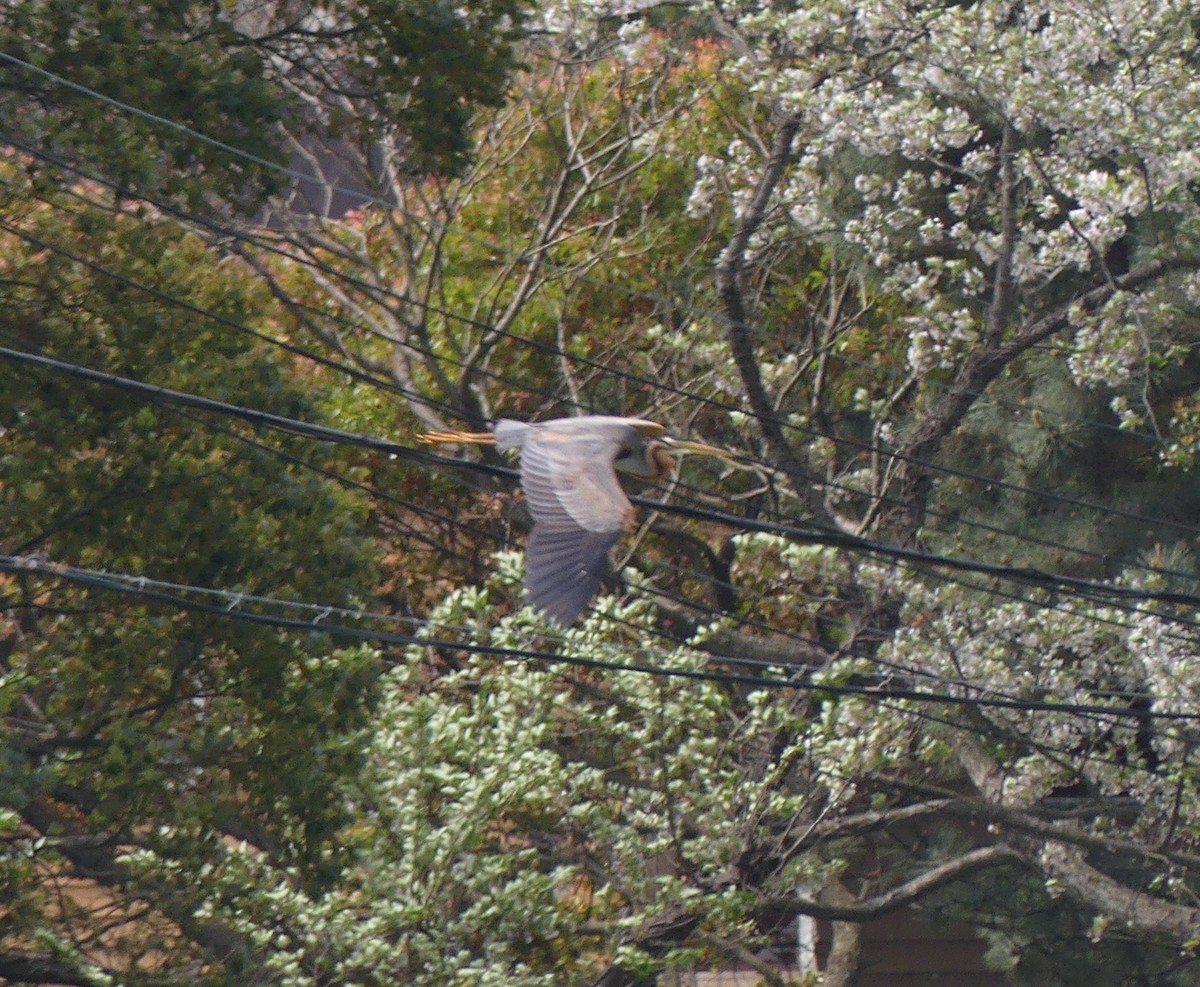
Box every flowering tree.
[701,0,1200,536]
[229,0,1200,980]
[688,0,1200,975]
[12,0,1200,984]
[416,0,1200,976]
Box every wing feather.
[507,417,643,624]
[518,421,634,533]
[525,522,622,625]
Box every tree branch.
[697,932,790,987]
[1040,841,1200,945]
[807,799,956,842]
[763,844,1022,921]
[984,121,1017,346]
[20,799,268,982]
[891,255,1185,541]
[698,624,833,670]
[716,113,830,522]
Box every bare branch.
[881,776,1200,872]
[1040,841,1200,944]
[697,933,790,987]
[20,799,267,981]
[763,844,1022,921]
[985,120,1018,345]
[716,113,831,523]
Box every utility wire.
[0,260,898,656]
[4,135,1199,646]
[0,54,1182,517]
[4,319,1195,698]
[158,358,1200,694]
[0,51,1157,447]
[7,340,1200,621]
[172,372,1165,704]
[0,342,439,464]
[6,552,1198,723]
[0,133,1190,588]
[205,401,1196,699]
[0,210,468,419]
[0,321,1010,660]
[6,544,1185,788]
[0,145,594,425]
[3,326,1188,723]
[0,52,344,204]
[40,319,1134,651]
[3,154,1197,593]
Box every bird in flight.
[419,415,746,625]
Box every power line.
[0,129,1190,588]
[5,511,1186,778]
[0,252,883,649]
[5,150,1198,596]
[0,52,343,204]
[4,329,1190,720]
[167,368,1175,699]
[157,349,1200,682]
[157,367,1171,677]
[0,143,601,425]
[1,217,1185,651]
[215,398,1197,694]
[0,210,467,417]
[0,341,438,464]
[0,54,1141,443]
[0,336,1182,618]
[2,148,1197,640]
[7,339,1200,621]
[1,53,1183,531]
[6,552,1197,723]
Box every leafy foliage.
[0,0,535,213]
[131,571,840,986]
[1,0,289,208]
[14,0,1200,984]
[0,165,380,980]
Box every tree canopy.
[8,1,1200,985]
[0,0,532,205]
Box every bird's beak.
[661,437,757,470]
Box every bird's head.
[615,432,747,480]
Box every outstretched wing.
[524,522,623,625]
[517,419,636,532]
[511,419,640,624]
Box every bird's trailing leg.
[417,429,498,446]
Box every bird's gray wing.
[518,421,635,532]
[524,521,623,625]
[515,421,636,624]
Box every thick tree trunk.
[822,881,865,987]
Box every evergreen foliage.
[11,1,1200,984]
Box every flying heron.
[419,415,745,625]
